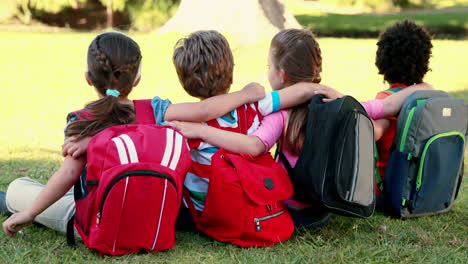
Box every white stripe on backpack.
[112,137,129,165]
[169,132,183,170]
[161,129,174,167]
[118,134,139,163]
[151,179,168,250]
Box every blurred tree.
[392,0,410,8]
[99,0,125,27]
[10,0,179,30]
[158,0,301,42]
[127,0,180,31]
[15,0,88,24]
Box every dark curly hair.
[375,20,432,86]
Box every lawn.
[296,11,468,38]
[285,0,468,38]
[0,31,467,263]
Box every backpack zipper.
[348,110,360,201]
[221,155,235,168]
[399,107,416,152]
[96,170,176,225]
[415,132,465,191]
[221,155,285,232]
[254,210,284,232]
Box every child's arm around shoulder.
[167,121,266,156]
[3,156,85,237]
[164,82,265,122]
[381,82,434,117]
[168,110,285,156]
[277,82,334,109]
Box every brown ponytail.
[65,32,142,139]
[270,29,322,155]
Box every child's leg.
[6,177,75,233]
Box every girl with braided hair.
[2,31,265,236]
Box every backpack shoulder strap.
[374,142,384,193]
[385,87,403,94]
[278,150,294,175]
[237,105,248,134]
[66,215,76,247]
[134,99,156,124]
[385,84,406,94]
[69,109,93,121]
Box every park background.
[0,0,467,263]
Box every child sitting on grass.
[373,19,433,201]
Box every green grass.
[0,31,467,263]
[283,0,468,39]
[295,11,468,39]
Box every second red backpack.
[186,149,295,248]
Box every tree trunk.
[158,0,301,42]
[106,0,113,28]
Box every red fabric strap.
[389,83,408,89]
[133,99,156,124]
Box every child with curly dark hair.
[374,19,433,200]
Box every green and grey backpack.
[384,90,467,218]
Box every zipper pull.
[221,155,235,168]
[407,153,413,160]
[96,212,101,225]
[254,218,262,232]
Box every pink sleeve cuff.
[361,99,385,120]
[251,111,286,153]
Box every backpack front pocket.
[94,169,178,254]
[335,111,375,208]
[410,132,464,215]
[198,151,294,247]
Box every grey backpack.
[384,90,467,218]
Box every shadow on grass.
[296,11,468,39]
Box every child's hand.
[62,136,91,158]
[3,211,34,237]
[314,87,344,102]
[166,121,204,139]
[241,82,265,103]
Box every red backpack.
[185,107,295,247]
[66,100,191,255]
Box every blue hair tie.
[106,89,120,97]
